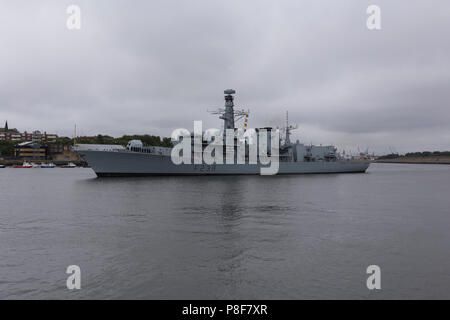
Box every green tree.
[0,141,16,158]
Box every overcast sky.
[1,0,449,154]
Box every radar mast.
[208,89,249,130]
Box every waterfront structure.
[0,121,57,142]
[14,141,48,160]
[48,144,80,162]
[76,89,370,176]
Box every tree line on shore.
[378,151,450,160]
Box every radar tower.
[208,89,249,130]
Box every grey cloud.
[0,0,449,154]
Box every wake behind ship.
[75,90,370,176]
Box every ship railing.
[128,146,171,156]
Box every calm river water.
[1,163,449,299]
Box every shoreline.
[375,157,450,165]
[0,159,86,166]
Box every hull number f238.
[193,164,216,172]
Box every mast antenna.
[74,124,77,146]
[283,110,298,144]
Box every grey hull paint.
[78,150,370,177]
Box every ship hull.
[77,150,370,177]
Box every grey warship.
[75,89,370,176]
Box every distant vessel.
[41,163,56,168]
[76,89,370,177]
[62,162,77,168]
[13,162,33,168]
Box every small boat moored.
[41,163,56,168]
[62,162,77,168]
[13,162,33,168]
